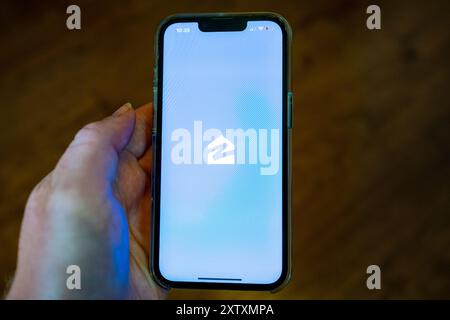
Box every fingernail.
[113,103,133,116]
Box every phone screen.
[158,20,284,285]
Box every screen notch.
[198,17,247,32]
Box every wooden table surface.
[0,0,449,298]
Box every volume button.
[151,133,156,200]
[152,86,157,134]
[153,65,158,86]
[152,64,158,134]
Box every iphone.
[151,13,292,291]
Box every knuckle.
[74,121,104,144]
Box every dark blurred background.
[0,0,449,299]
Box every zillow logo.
[207,135,236,165]
[170,121,279,175]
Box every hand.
[7,103,167,299]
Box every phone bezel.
[151,12,292,291]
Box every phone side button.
[288,91,293,129]
[151,133,156,199]
[152,86,158,133]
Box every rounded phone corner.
[155,14,183,37]
[260,260,291,293]
[150,262,172,290]
[154,14,188,61]
[269,266,292,293]
[260,12,292,41]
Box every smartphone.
[151,13,292,291]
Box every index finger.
[125,103,153,159]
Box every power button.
[287,91,293,128]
